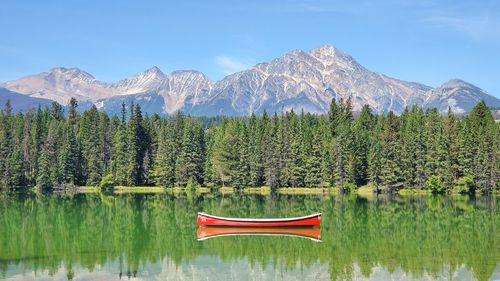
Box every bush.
[453,176,475,194]
[426,175,445,194]
[99,174,115,191]
[343,182,357,194]
[185,177,196,192]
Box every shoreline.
[60,185,500,196]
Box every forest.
[0,97,497,193]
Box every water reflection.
[0,193,498,281]
[197,227,322,242]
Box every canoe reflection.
[197,227,321,242]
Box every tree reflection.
[0,193,498,281]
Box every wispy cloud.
[214,56,252,75]
[421,14,500,39]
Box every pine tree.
[234,122,251,188]
[126,103,147,186]
[0,102,12,188]
[8,145,24,187]
[175,118,204,186]
[212,119,239,186]
[380,112,402,191]
[203,124,217,186]
[78,105,104,185]
[36,121,61,188]
[424,108,451,189]
[248,113,264,187]
[31,107,45,180]
[400,106,426,189]
[458,117,475,178]
[264,114,281,188]
[328,98,340,137]
[318,117,333,186]
[351,105,375,186]
[286,112,305,187]
[467,101,496,192]
[58,123,81,184]
[445,107,460,182]
[154,120,177,187]
[305,127,322,187]
[331,98,354,190]
[368,116,384,192]
[50,101,64,121]
[68,97,79,126]
[99,112,112,173]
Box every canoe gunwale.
[197,212,321,223]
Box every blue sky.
[1,0,499,97]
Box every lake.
[0,193,499,281]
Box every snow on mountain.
[1,44,499,115]
[422,79,500,114]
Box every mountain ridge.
[1,44,499,115]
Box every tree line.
[0,97,498,193]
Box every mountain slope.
[422,79,500,114]
[1,44,499,115]
[0,88,55,112]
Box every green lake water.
[0,193,499,281]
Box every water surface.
[0,193,498,281]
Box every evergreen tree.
[36,121,61,188]
[126,104,147,186]
[234,122,251,188]
[203,124,217,186]
[212,119,239,186]
[79,105,104,185]
[68,97,79,126]
[380,112,402,191]
[248,113,264,187]
[424,108,452,189]
[331,98,354,189]
[285,112,305,187]
[445,107,460,182]
[368,116,384,192]
[154,121,177,187]
[467,101,497,192]
[50,101,64,121]
[111,103,128,185]
[400,106,426,189]
[175,118,204,186]
[305,127,322,187]
[58,123,81,184]
[351,105,375,186]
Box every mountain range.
[1,44,499,116]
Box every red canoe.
[196,212,321,227]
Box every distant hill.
[0,88,54,112]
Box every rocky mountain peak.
[439,79,475,88]
[144,66,164,76]
[49,67,96,81]
[1,44,498,115]
[309,44,359,70]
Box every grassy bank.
[398,189,433,196]
[114,186,166,193]
[74,185,497,196]
[77,186,101,193]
